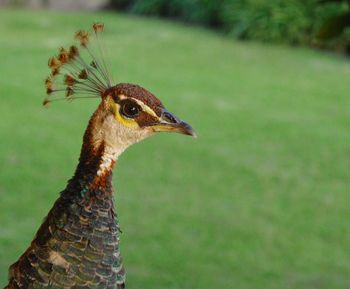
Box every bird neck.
[67,143,116,198]
[66,104,123,198]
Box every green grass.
[1,8,350,289]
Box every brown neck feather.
[65,103,116,198]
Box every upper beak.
[152,109,197,138]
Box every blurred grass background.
[0,8,350,289]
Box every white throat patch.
[93,113,153,176]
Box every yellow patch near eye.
[111,101,139,128]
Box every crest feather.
[43,23,112,106]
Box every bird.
[4,23,196,289]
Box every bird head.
[105,83,195,137]
[86,83,196,154]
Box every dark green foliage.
[318,12,350,39]
[317,0,350,52]
[222,0,319,44]
[111,0,225,26]
[110,0,350,53]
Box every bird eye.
[120,100,141,118]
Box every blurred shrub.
[110,0,350,53]
[111,0,224,26]
[222,0,316,44]
[317,0,350,53]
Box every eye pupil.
[121,101,140,118]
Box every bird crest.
[43,23,112,106]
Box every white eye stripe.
[129,97,159,118]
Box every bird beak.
[152,109,197,138]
